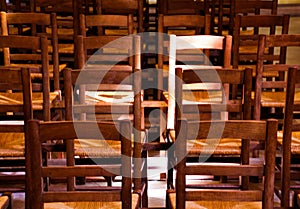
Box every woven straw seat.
[251,91,300,108]
[277,131,300,154]
[44,193,140,209]
[163,91,223,104]
[8,63,67,79]
[74,139,121,158]
[75,131,145,158]
[0,196,9,209]
[85,91,133,104]
[168,192,280,209]
[187,138,241,156]
[0,92,60,110]
[169,130,241,156]
[0,133,24,157]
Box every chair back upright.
[281,66,300,208]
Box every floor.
[3,2,300,209]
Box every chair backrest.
[157,0,209,15]
[0,0,31,12]
[166,34,232,128]
[0,11,60,91]
[75,32,137,69]
[281,66,300,208]
[95,0,143,32]
[173,118,277,209]
[0,35,52,120]
[229,0,278,35]
[174,67,252,124]
[26,119,133,209]
[158,14,211,36]
[253,34,300,120]
[0,67,32,128]
[232,14,290,70]
[79,13,134,36]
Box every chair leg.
[142,150,148,208]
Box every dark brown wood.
[0,67,33,198]
[169,118,278,209]
[253,34,300,120]
[232,14,290,71]
[157,0,209,15]
[157,14,212,99]
[63,34,145,207]
[280,67,300,208]
[95,0,143,32]
[0,11,60,92]
[26,119,136,209]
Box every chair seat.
[0,195,9,209]
[187,138,241,156]
[44,193,140,209]
[0,92,61,110]
[277,131,300,154]
[85,91,133,104]
[163,91,223,104]
[8,63,67,79]
[251,91,300,108]
[58,43,74,54]
[75,139,121,157]
[167,29,197,36]
[75,132,145,157]
[0,132,24,157]
[168,192,270,209]
[169,130,241,155]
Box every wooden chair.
[228,0,278,36]
[166,118,278,209]
[232,14,290,71]
[30,0,83,66]
[64,35,147,207]
[0,67,33,193]
[94,0,144,33]
[165,34,232,130]
[251,34,300,207]
[26,119,141,209]
[157,15,218,97]
[165,67,253,189]
[279,66,300,208]
[0,35,62,121]
[0,11,64,91]
[253,34,300,121]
